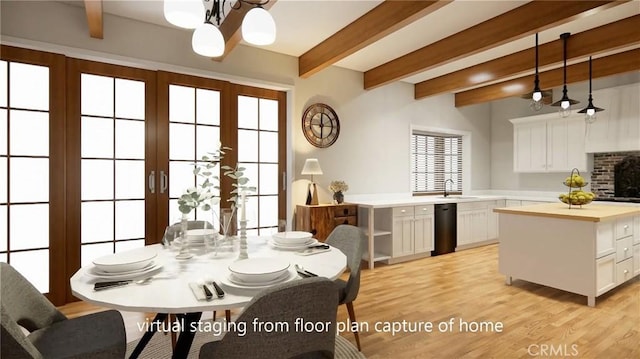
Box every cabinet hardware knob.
[624,269,629,274]
[623,225,629,230]
[624,248,628,251]
[401,210,405,213]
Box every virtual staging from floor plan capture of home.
[1,1,639,358]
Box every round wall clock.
[302,103,340,148]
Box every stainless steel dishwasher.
[433,203,457,256]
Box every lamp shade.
[164,0,204,29]
[301,158,323,176]
[241,6,276,45]
[192,22,225,57]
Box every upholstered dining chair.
[325,224,366,351]
[199,277,339,359]
[0,262,126,358]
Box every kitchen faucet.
[444,179,454,197]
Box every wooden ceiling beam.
[215,0,278,60]
[298,0,451,78]
[364,0,622,90]
[454,48,640,107]
[415,15,640,100]
[84,0,103,39]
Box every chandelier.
[163,0,276,57]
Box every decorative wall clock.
[302,103,340,148]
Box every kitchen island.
[494,203,640,307]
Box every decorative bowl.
[228,258,290,283]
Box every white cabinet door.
[471,210,488,243]
[457,210,473,246]
[596,254,616,295]
[392,215,414,257]
[633,244,640,277]
[487,200,504,240]
[514,121,546,172]
[546,119,569,172]
[414,214,434,254]
[615,83,640,151]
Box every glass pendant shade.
[242,7,276,45]
[192,22,225,57]
[164,0,204,29]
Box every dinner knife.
[94,281,131,291]
[210,281,225,298]
[202,284,213,301]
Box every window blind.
[411,132,462,194]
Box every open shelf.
[362,251,391,262]
[360,228,392,237]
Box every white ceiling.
[71,0,640,87]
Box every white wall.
[490,72,640,192]
[1,0,492,211]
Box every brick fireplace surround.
[591,151,640,199]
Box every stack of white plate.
[89,249,161,279]
[185,228,215,247]
[269,231,316,250]
[227,258,292,288]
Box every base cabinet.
[596,254,616,295]
[391,205,434,260]
[457,200,504,249]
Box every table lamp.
[301,158,323,205]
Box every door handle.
[148,170,156,193]
[160,170,168,194]
[282,171,286,191]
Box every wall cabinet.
[510,114,587,173]
[295,204,358,242]
[585,83,640,153]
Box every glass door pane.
[0,60,51,292]
[237,95,280,235]
[80,74,146,263]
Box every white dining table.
[70,236,347,359]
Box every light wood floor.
[59,244,640,358]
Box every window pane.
[81,242,113,267]
[238,96,258,129]
[81,159,114,200]
[0,205,7,251]
[0,253,6,263]
[169,161,195,198]
[81,201,114,243]
[9,158,49,203]
[196,89,220,125]
[0,109,6,155]
[115,119,144,159]
[169,123,195,160]
[9,110,49,156]
[115,78,145,120]
[259,99,278,131]
[0,61,7,107]
[169,199,194,224]
[9,204,49,250]
[82,116,114,158]
[258,195,278,227]
[116,239,144,253]
[169,85,195,123]
[239,163,258,191]
[238,130,258,162]
[115,200,144,240]
[0,158,6,203]
[259,163,278,195]
[12,250,49,292]
[10,63,49,111]
[115,160,145,199]
[196,125,220,160]
[259,131,278,163]
[81,74,113,117]
[244,196,258,227]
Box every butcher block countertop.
[493,203,640,222]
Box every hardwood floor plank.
[59,244,639,358]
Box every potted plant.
[329,180,349,204]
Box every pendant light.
[164,0,204,29]
[551,32,579,117]
[578,56,604,124]
[530,33,543,111]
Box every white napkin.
[188,282,215,301]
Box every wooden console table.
[295,204,358,242]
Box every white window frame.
[409,125,471,195]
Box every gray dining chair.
[0,262,126,358]
[199,277,339,359]
[325,224,366,351]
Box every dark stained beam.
[298,0,451,78]
[415,15,640,100]
[364,0,622,90]
[454,48,640,107]
[84,0,103,39]
[215,0,278,60]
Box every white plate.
[91,261,155,276]
[272,238,316,247]
[271,231,313,244]
[92,249,157,273]
[268,238,318,251]
[221,270,295,289]
[86,262,163,280]
[228,258,290,283]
